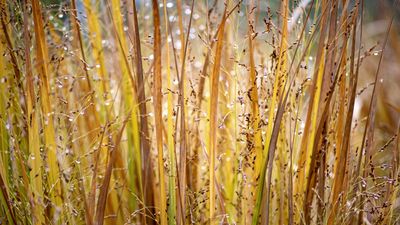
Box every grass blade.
[208,6,227,223]
[94,115,130,225]
[31,0,63,218]
[161,1,177,224]
[151,1,167,224]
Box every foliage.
[0,0,400,224]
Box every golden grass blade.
[176,0,195,223]
[208,6,227,223]
[161,1,177,224]
[330,0,350,209]
[151,1,167,224]
[20,2,45,223]
[95,116,130,225]
[31,0,63,217]
[247,0,262,184]
[130,3,155,223]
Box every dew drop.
[361,180,366,188]
[175,40,182,50]
[184,8,191,15]
[194,61,202,68]
[5,122,10,130]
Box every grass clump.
[0,0,400,224]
